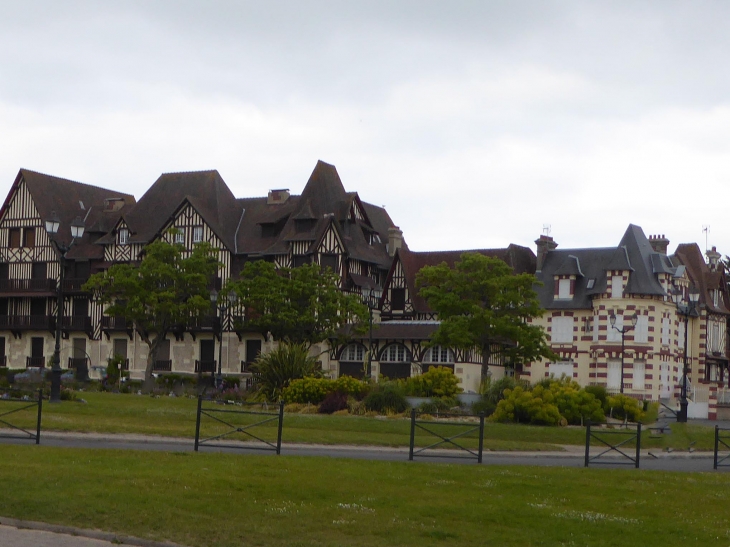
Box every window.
[607,359,621,389]
[319,254,338,273]
[710,321,722,353]
[633,360,645,390]
[611,275,623,299]
[193,226,203,243]
[8,228,20,249]
[341,344,365,362]
[390,288,406,311]
[22,228,35,248]
[424,346,454,363]
[551,316,573,344]
[661,317,670,346]
[118,228,129,245]
[707,362,720,382]
[549,361,573,379]
[174,230,185,244]
[586,279,595,290]
[607,314,623,342]
[678,320,685,350]
[593,314,599,342]
[292,255,310,268]
[713,290,720,307]
[557,279,571,299]
[380,344,409,362]
[634,315,648,343]
[31,262,47,280]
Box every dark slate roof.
[235,160,395,266]
[554,255,584,276]
[2,169,135,257]
[674,243,730,315]
[396,244,537,313]
[97,170,243,251]
[536,224,676,310]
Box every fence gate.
[0,388,43,444]
[714,426,730,470]
[584,421,641,468]
[408,409,485,463]
[194,396,284,455]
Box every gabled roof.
[674,243,730,316]
[394,244,537,313]
[536,224,676,309]
[2,169,135,255]
[97,170,242,251]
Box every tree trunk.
[481,345,490,383]
[139,330,168,383]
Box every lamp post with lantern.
[363,285,382,379]
[609,312,638,394]
[673,286,700,423]
[44,211,85,403]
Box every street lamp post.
[363,286,382,379]
[673,287,700,423]
[609,312,638,394]
[210,288,237,389]
[44,212,85,403]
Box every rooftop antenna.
[703,225,710,252]
[543,224,551,237]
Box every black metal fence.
[0,388,43,444]
[194,395,284,455]
[714,426,730,470]
[584,421,641,468]
[408,409,485,463]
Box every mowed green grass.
[1,444,729,547]
[0,391,718,451]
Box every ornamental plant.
[401,366,462,398]
[606,394,644,422]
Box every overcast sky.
[2,1,729,256]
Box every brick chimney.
[707,246,721,271]
[648,234,669,255]
[535,235,558,272]
[267,189,290,204]
[388,226,403,257]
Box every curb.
[0,517,186,547]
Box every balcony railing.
[26,356,46,368]
[101,316,130,331]
[68,357,89,370]
[62,278,90,292]
[62,316,92,331]
[195,360,216,373]
[0,315,55,330]
[153,360,172,372]
[0,279,56,293]
[187,315,219,331]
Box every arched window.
[423,345,454,364]
[340,343,365,362]
[379,343,410,362]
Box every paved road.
[0,525,117,547]
[0,430,726,472]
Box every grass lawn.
[1,391,718,451]
[1,444,729,546]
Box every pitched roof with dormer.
[673,243,730,316]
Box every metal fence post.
[584,420,591,468]
[35,388,42,445]
[477,413,485,464]
[635,422,642,469]
[194,394,203,452]
[276,400,284,455]
[408,408,416,461]
[715,425,719,470]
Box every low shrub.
[363,383,408,414]
[318,392,348,414]
[584,385,608,407]
[491,385,562,425]
[402,366,462,398]
[282,377,332,404]
[549,379,604,425]
[332,376,370,399]
[470,398,497,417]
[606,394,644,422]
[284,402,306,413]
[347,397,366,416]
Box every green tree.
[416,252,554,382]
[228,261,369,347]
[83,238,219,382]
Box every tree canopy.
[416,252,553,380]
[83,238,219,381]
[226,261,369,347]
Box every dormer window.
[192,226,203,243]
[118,228,129,246]
[586,279,595,289]
[174,230,185,244]
[713,289,719,307]
[557,278,572,299]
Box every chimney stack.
[388,226,403,257]
[648,234,670,255]
[707,246,721,271]
[535,235,558,272]
[267,189,290,204]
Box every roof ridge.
[20,168,134,198]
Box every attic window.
[118,228,129,246]
[193,226,203,243]
[586,279,595,289]
[557,279,572,300]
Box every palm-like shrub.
[251,343,322,401]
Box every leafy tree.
[228,261,369,347]
[83,239,219,382]
[416,253,554,381]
